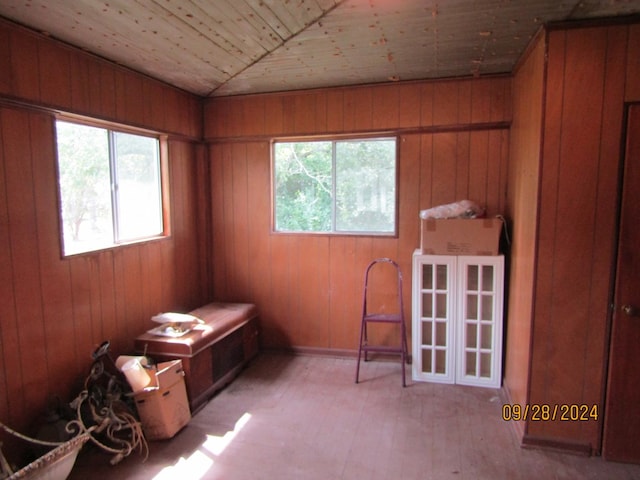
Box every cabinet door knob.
[622,304,639,317]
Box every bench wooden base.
[134,303,259,413]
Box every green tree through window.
[273,137,396,234]
[56,119,164,255]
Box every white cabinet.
[412,251,504,388]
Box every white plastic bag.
[419,200,484,220]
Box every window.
[273,137,397,234]
[55,119,165,256]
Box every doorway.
[602,103,640,463]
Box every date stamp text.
[502,404,598,422]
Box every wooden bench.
[134,302,259,413]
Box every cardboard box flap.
[143,360,185,391]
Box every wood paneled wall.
[0,18,201,140]
[530,23,639,453]
[203,77,511,352]
[0,19,208,438]
[205,78,511,140]
[503,33,546,439]
[508,22,640,454]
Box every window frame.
[271,133,399,237]
[54,113,171,258]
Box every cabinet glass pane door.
[456,256,504,387]
[412,255,455,383]
[412,251,504,388]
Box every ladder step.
[363,313,402,323]
[360,345,405,354]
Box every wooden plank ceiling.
[0,0,639,97]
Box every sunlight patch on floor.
[202,412,252,456]
[151,450,213,480]
[152,413,252,480]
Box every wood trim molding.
[205,120,511,144]
[545,13,640,32]
[522,434,593,456]
[264,346,358,358]
[498,383,526,444]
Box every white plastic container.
[120,357,151,393]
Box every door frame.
[601,101,640,462]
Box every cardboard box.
[420,218,503,255]
[134,360,191,440]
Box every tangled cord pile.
[0,342,148,479]
[0,384,146,479]
[68,357,149,465]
